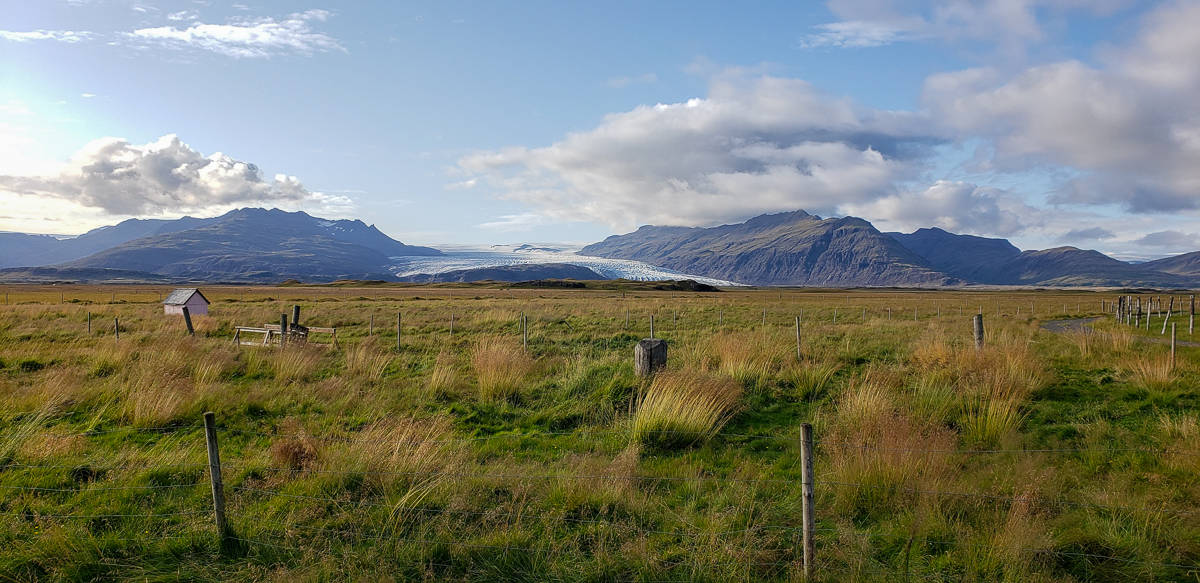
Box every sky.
[1,0,1199,260]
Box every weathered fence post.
[832,309,837,324]
[1162,296,1175,335]
[795,315,802,361]
[202,412,230,549]
[182,306,194,336]
[800,422,815,580]
[762,308,767,327]
[114,317,119,340]
[650,314,655,339]
[87,312,91,335]
[634,339,667,377]
[1171,323,1177,370]
[973,314,985,351]
[369,314,374,336]
[291,305,300,327]
[279,314,287,347]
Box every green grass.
[0,285,1196,581]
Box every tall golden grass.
[471,338,532,401]
[632,371,742,448]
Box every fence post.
[183,306,194,336]
[202,412,230,549]
[795,315,802,361]
[1171,323,1177,370]
[450,313,454,338]
[114,317,119,341]
[1191,295,1196,335]
[369,314,374,336]
[973,314,984,350]
[634,338,667,377]
[87,312,91,335]
[800,422,815,579]
[279,314,287,347]
[291,305,300,327]
[650,314,655,339]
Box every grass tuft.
[632,371,742,449]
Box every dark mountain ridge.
[582,211,1200,288]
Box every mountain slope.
[0,216,219,268]
[1142,251,1200,277]
[59,208,440,282]
[580,211,959,286]
[992,247,1193,287]
[888,228,1021,282]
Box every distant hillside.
[0,216,217,268]
[397,263,604,283]
[581,211,959,286]
[888,228,1021,281]
[582,210,1200,288]
[54,208,440,283]
[0,267,174,284]
[1142,251,1200,277]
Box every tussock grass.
[472,337,533,401]
[344,340,392,381]
[707,331,788,387]
[632,371,742,449]
[1123,354,1176,390]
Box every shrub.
[632,371,742,449]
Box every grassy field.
[0,284,1197,582]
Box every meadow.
[0,284,1197,582]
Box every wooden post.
[369,314,374,336]
[973,314,984,351]
[673,310,677,329]
[800,422,815,580]
[397,312,402,351]
[233,328,240,346]
[279,314,288,347]
[202,412,230,548]
[182,306,194,336]
[114,317,119,340]
[650,315,655,339]
[291,305,301,327]
[795,315,802,361]
[913,307,918,321]
[832,309,837,324]
[87,312,91,335]
[634,338,667,377]
[1171,323,1177,370]
[1162,296,1175,335]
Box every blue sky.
[2,1,1199,259]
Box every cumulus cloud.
[0,30,92,43]
[458,71,940,230]
[922,1,1200,213]
[842,180,1031,235]
[0,134,350,216]
[128,9,344,58]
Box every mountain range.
[1,207,1197,287]
[0,208,439,283]
[580,211,1199,288]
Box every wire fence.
[2,418,1198,580]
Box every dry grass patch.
[632,371,742,449]
[708,331,788,386]
[1123,355,1176,391]
[472,338,532,402]
[345,341,392,382]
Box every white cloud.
[1133,230,1200,249]
[167,10,200,22]
[922,0,1200,213]
[0,30,92,43]
[80,93,96,98]
[458,71,939,231]
[0,134,351,216]
[478,213,550,231]
[842,180,1032,235]
[128,9,344,58]
[804,0,1132,50]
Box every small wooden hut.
[163,288,210,316]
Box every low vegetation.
[0,285,1197,581]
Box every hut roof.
[163,288,209,306]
